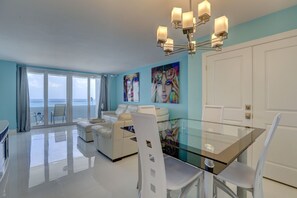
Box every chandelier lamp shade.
[156,0,229,55]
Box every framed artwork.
[123,72,140,102]
[151,62,179,103]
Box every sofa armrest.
[112,121,125,139]
[112,120,133,139]
[102,111,115,115]
[101,111,116,120]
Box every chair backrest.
[254,113,281,195]
[53,104,66,116]
[137,105,156,116]
[131,113,167,198]
[202,105,224,133]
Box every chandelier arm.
[194,18,210,28]
[175,48,188,53]
[195,46,222,51]
[173,44,189,48]
[196,40,212,47]
[196,35,226,48]
[166,48,188,56]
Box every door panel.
[253,36,297,187]
[206,47,252,127]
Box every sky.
[28,73,98,100]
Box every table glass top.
[123,118,265,174]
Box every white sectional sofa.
[101,104,169,122]
[92,104,169,161]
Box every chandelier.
[156,0,229,55]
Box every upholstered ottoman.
[77,119,105,142]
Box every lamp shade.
[182,11,194,31]
[164,38,174,53]
[211,33,223,48]
[214,16,228,36]
[198,0,211,20]
[157,26,168,43]
[171,7,182,23]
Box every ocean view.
[30,99,97,126]
[30,99,96,107]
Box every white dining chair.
[136,105,157,193]
[131,112,203,198]
[214,113,281,198]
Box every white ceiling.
[0,0,296,74]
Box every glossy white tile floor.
[0,126,296,198]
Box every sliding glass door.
[28,72,45,127]
[48,74,67,125]
[27,69,101,128]
[72,76,88,122]
[90,78,100,119]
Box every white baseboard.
[9,129,17,135]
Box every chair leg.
[213,185,217,198]
[214,177,239,198]
[167,190,172,198]
[178,179,198,198]
[197,174,204,198]
[253,182,263,198]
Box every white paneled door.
[204,47,253,127]
[204,33,297,188]
[253,36,297,187]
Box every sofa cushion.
[77,121,95,131]
[115,104,127,115]
[125,105,138,113]
[107,115,118,123]
[92,125,112,138]
[157,114,169,122]
[89,118,105,124]
[98,127,112,138]
[156,108,169,116]
[118,113,132,121]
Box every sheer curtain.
[98,75,108,118]
[16,65,31,132]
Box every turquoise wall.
[188,4,297,119]
[108,75,118,110]
[0,61,17,129]
[116,55,188,118]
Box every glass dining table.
[123,118,265,198]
